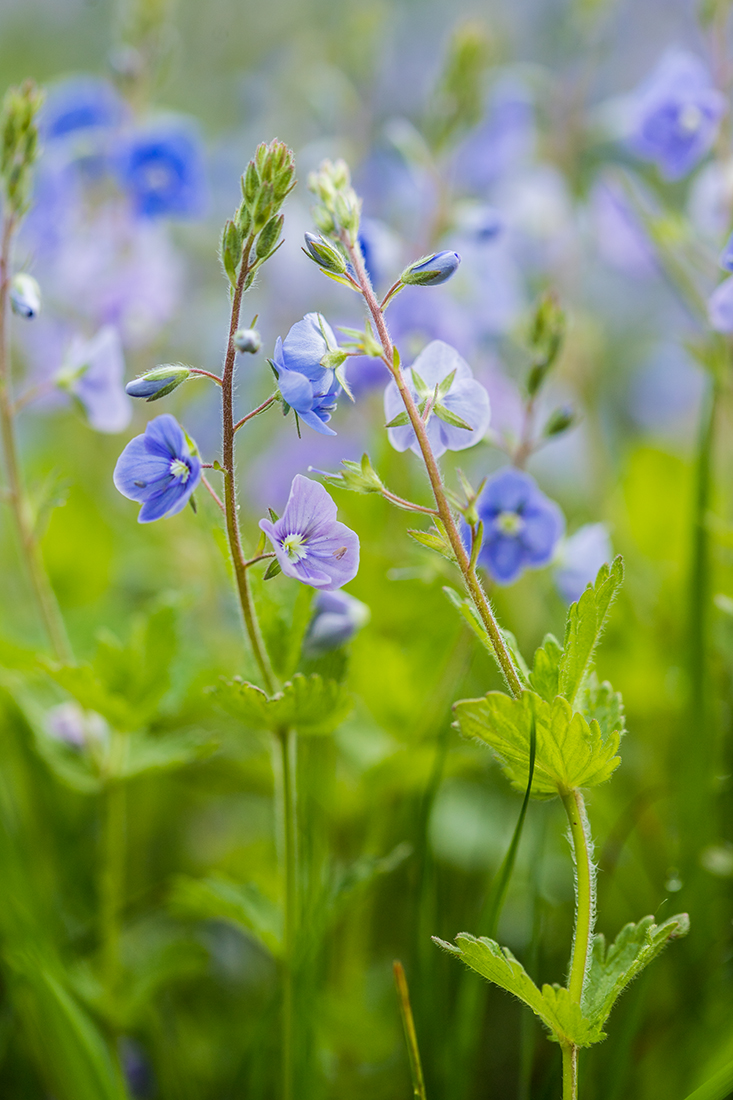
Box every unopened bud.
[256,213,283,259]
[126,364,190,401]
[400,250,461,287]
[544,404,575,437]
[303,232,347,274]
[233,328,261,354]
[9,272,40,318]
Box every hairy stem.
[274,727,298,1100]
[343,237,522,697]
[562,1044,578,1100]
[221,242,275,692]
[562,790,595,1003]
[0,215,72,662]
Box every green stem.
[0,214,72,662]
[275,727,298,1100]
[221,238,275,692]
[99,769,127,1013]
[343,237,522,698]
[562,790,595,1004]
[562,1044,577,1100]
[393,961,428,1100]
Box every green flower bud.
[544,404,576,437]
[233,328,262,354]
[400,250,461,287]
[126,364,191,401]
[256,213,283,259]
[303,232,347,274]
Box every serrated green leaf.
[169,875,282,957]
[529,634,563,702]
[212,673,352,735]
[453,690,621,798]
[583,913,689,1026]
[578,673,625,740]
[559,557,624,705]
[434,934,603,1047]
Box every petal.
[385,377,417,452]
[278,368,314,413]
[144,414,187,460]
[305,523,360,590]
[480,534,526,585]
[520,500,565,564]
[410,340,472,387]
[437,378,491,452]
[113,435,171,501]
[137,477,196,522]
[297,407,337,436]
[282,475,338,538]
[281,313,330,379]
[478,467,536,517]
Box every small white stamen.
[496,510,524,536]
[170,458,190,482]
[678,103,703,133]
[282,533,308,561]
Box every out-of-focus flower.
[554,523,612,603]
[9,273,41,318]
[126,364,191,401]
[384,339,490,459]
[117,123,207,219]
[114,413,201,523]
[40,76,126,142]
[57,325,131,433]
[259,474,359,590]
[625,50,725,180]
[688,159,733,240]
[708,276,733,331]
[357,217,400,287]
[304,590,370,654]
[46,701,108,750]
[273,313,342,436]
[590,176,656,277]
[400,250,461,287]
[120,1037,154,1099]
[629,342,705,435]
[453,75,536,191]
[472,467,564,585]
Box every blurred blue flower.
[708,276,733,332]
[590,176,656,277]
[453,75,536,191]
[58,326,132,433]
[384,340,490,459]
[114,413,201,522]
[357,217,399,288]
[554,523,612,604]
[40,77,126,142]
[259,474,359,590]
[626,50,725,180]
[120,1037,154,1099]
[273,313,342,436]
[720,231,733,271]
[304,590,370,654]
[117,124,207,219]
[45,701,107,751]
[472,467,564,585]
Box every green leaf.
[211,672,352,735]
[583,913,689,1026]
[385,411,410,428]
[408,523,456,563]
[117,730,218,780]
[263,558,282,580]
[559,557,623,705]
[169,875,282,957]
[453,690,621,799]
[433,934,602,1047]
[578,673,626,741]
[529,634,563,702]
[682,1056,733,1100]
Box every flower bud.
[303,232,347,274]
[126,364,190,401]
[233,328,261,354]
[256,213,283,259]
[9,272,40,318]
[544,404,576,437]
[400,250,461,287]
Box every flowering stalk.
[561,789,596,1100]
[342,236,523,697]
[0,211,71,662]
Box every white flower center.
[282,533,308,561]
[170,458,190,482]
[496,510,524,536]
[678,103,703,133]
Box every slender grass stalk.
[342,236,523,699]
[0,214,72,662]
[682,1054,733,1100]
[394,961,428,1100]
[274,727,298,1100]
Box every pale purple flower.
[273,313,342,435]
[60,326,132,433]
[708,276,733,332]
[384,340,490,459]
[304,590,370,654]
[473,467,564,585]
[46,702,108,750]
[259,475,359,590]
[554,524,612,604]
[625,50,726,180]
[114,414,201,523]
[590,177,656,277]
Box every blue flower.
[554,523,612,604]
[626,51,726,180]
[304,590,370,655]
[113,413,201,522]
[401,250,461,287]
[41,77,126,142]
[384,340,490,459]
[259,475,359,590]
[273,313,342,436]
[58,326,132,434]
[708,276,733,332]
[117,124,206,219]
[472,467,564,585]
